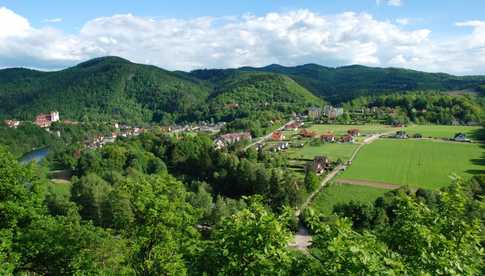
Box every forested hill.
[1,56,484,123]
[0,57,321,123]
[0,57,211,123]
[239,64,485,103]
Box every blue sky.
[3,0,483,35]
[1,0,485,74]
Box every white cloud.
[0,6,485,75]
[44,18,62,23]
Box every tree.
[382,182,484,274]
[309,219,404,274]
[304,170,319,192]
[204,199,293,275]
[123,173,201,275]
[70,173,112,225]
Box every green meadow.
[311,183,390,215]
[308,124,399,135]
[286,142,358,161]
[404,125,482,140]
[340,139,484,189]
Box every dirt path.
[294,132,392,217]
[295,164,344,217]
[289,225,312,251]
[290,131,395,251]
[335,178,401,190]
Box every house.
[395,131,408,139]
[454,133,470,142]
[347,128,360,137]
[4,119,20,128]
[323,105,344,119]
[285,121,302,131]
[340,134,355,143]
[35,111,60,128]
[214,132,252,149]
[272,142,289,152]
[320,133,336,143]
[308,107,322,120]
[271,131,285,141]
[300,129,317,138]
[306,156,331,174]
[214,138,226,150]
[392,121,405,128]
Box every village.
[212,104,477,180]
[3,111,226,150]
[3,105,475,175]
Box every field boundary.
[335,178,401,190]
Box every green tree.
[205,199,293,275]
[304,170,319,192]
[309,218,404,274]
[70,173,112,225]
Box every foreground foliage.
[1,129,484,274]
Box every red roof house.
[300,129,317,138]
[340,134,355,143]
[271,131,285,141]
[320,133,336,143]
[35,111,60,128]
[347,128,360,137]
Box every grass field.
[311,183,390,215]
[308,124,399,136]
[286,142,358,161]
[404,125,482,140]
[340,139,484,189]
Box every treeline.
[240,64,485,103]
[1,143,483,274]
[345,92,483,124]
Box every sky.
[1,0,485,75]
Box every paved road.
[243,120,295,151]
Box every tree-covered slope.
[0,57,322,123]
[2,56,484,123]
[193,69,323,109]
[0,57,210,123]
[240,64,485,103]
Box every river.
[20,147,49,164]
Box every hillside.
[0,57,212,123]
[192,69,323,119]
[240,64,485,103]
[1,57,484,124]
[0,57,321,123]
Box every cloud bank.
[1,6,485,75]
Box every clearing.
[339,138,484,189]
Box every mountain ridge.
[1,56,484,123]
